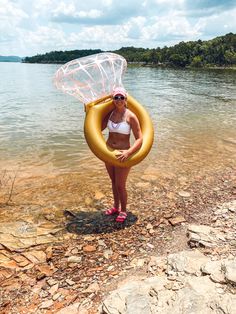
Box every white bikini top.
[107,110,131,135]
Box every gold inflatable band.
[84,94,154,168]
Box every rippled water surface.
[0,62,235,178]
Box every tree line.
[23,33,236,68]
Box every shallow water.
[0,63,235,180]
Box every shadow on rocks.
[64,209,138,235]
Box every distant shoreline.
[1,60,235,70]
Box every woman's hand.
[115,150,130,162]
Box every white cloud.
[0,0,28,23]
[144,14,201,42]
[194,8,236,38]
[0,0,235,57]
[102,0,113,6]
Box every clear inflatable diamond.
[54,52,127,104]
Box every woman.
[102,87,143,223]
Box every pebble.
[169,216,186,226]
[67,256,82,263]
[39,300,54,309]
[147,243,155,249]
[65,279,75,286]
[178,191,191,197]
[83,245,97,253]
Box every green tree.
[190,56,203,67]
[224,50,236,65]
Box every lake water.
[0,62,235,179]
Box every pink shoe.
[116,211,127,223]
[105,207,120,215]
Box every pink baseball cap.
[112,87,127,98]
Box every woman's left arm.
[127,114,143,155]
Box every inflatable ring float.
[84,94,154,168]
[54,52,154,167]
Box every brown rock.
[36,264,56,277]
[169,216,186,226]
[22,250,46,264]
[83,282,100,293]
[49,283,59,295]
[9,254,30,267]
[0,268,13,281]
[46,246,53,260]
[40,300,54,309]
[109,270,119,276]
[1,260,19,269]
[83,245,97,253]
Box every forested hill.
[23,33,236,68]
[0,56,22,62]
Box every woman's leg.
[114,167,131,212]
[105,163,120,209]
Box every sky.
[1,0,236,57]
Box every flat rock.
[22,250,47,264]
[224,258,236,285]
[187,224,226,248]
[168,216,186,226]
[82,245,97,253]
[166,250,208,275]
[100,250,236,314]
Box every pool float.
[54,52,154,167]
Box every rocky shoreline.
[101,201,236,314]
[0,166,235,313]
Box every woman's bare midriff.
[107,133,130,150]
